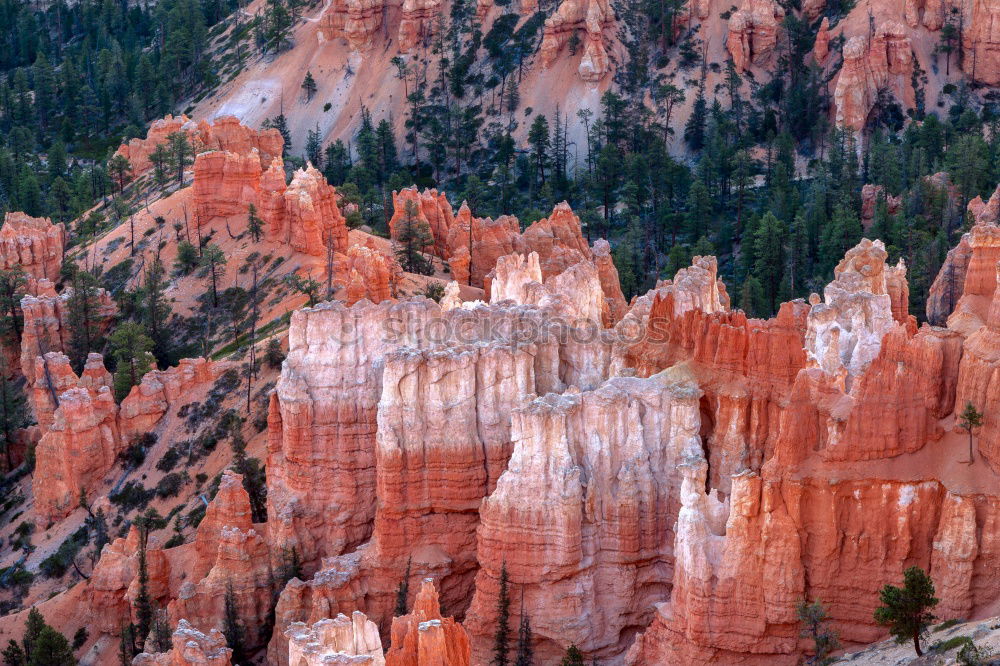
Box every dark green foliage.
[515,611,533,666]
[559,645,584,666]
[109,481,155,513]
[959,402,984,464]
[395,556,412,616]
[395,201,434,275]
[109,322,155,402]
[26,626,74,666]
[797,599,840,665]
[493,563,511,666]
[265,338,286,369]
[71,628,87,651]
[874,566,939,656]
[66,270,105,373]
[222,580,246,663]
[38,526,88,579]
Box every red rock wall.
[0,212,64,282]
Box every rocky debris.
[318,0,386,50]
[726,0,785,72]
[539,0,615,81]
[133,620,233,665]
[465,370,703,663]
[286,612,384,665]
[34,384,121,523]
[385,580,470,666]
[0,212,64,282]
[804,239,899,383]
[115,114,281,177]
[834,22,914,131]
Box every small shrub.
[164,533,185,548]
[73,627,88,650]
[958,640,993,665]
[39,526,89,578]
[109,481,155,513]
[156,472,188,499]
[935,618,963,632]
[156,446,183,473]
[933,635,972,652]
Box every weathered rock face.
[266,295,613,570]
[34,384,121,523]
[465,371,703,663]
[192,150,264,223]
[166,473,274,652]
[860,183,902,229]
[0,212,64,282]
[398,0,442,50]
[133,620,233,666]
[385,580,470,666]
[804,239,898,383]
[29,352,110,435]
[271,165,350,257]
[955,265,1000,469]
[490,251,608,324]
[964,0,1000,85]
[339,245,396,305]
[389,187,456,258]
[539,0,615,81]
[627,470,1000,665]
[19,280,117,383]
[937,194,1000,335]
[318,0,387,50]
[116,115,282,177]
[834,23,914,131]
[726,0,785,73]
[927,231,972,325]
[119,358,230,442]
[286,612,384,665]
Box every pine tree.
[395,556,412,616]
[143,258,171,366]
[394,201,434,275]
[0,267,27,344]
[514,609,533,666]
[492,563,511,666]
[66,270,105,373]
[228,418,268,522]
[26,627,74,666]
[134,516,154,644]
[200,244,227,308]
[301,71,317,101]
[753,212,786,314]
[958,402,984,465]
[559,645,584,666]
[527,115,550,190]
[739,275,767,317]
[797,599,840,666]
[22,608,45,661]
[873,566,939,656]
[222,580,246,663]
[247,204,264,243]
[108,322,154,402]
[0,360,28,472]
[167,131,191,185]
[149,144,170,188]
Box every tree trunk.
[912,629,922,657]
